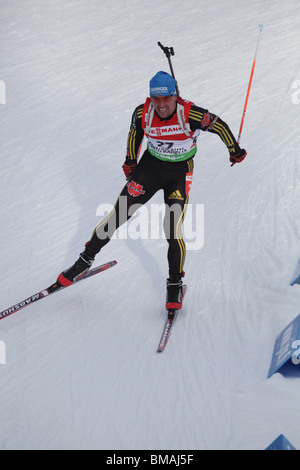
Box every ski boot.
[57,251,94,287]
[166,273,184,315]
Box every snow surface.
[1,0,300,451]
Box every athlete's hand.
[122,162,137,180]
[230,148,247,167]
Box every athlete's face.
[151,95,177,119]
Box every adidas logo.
[168,190,184,201]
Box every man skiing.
[57,71,246,311]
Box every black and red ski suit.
[84,96,242,277]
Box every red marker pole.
[237,25,263,144]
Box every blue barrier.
[265,434,296,450]
[268,314,300,378]
[290,259,300,286]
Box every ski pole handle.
[157,42,174,59]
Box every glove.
[122,162,137,180]
[230,148,247,167]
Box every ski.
[157,312,178,353]
[0,260,117,321]
[157,285,187,353]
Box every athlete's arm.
[125,104,145,164]
[188,104,243,156]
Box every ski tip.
[100,260,118,270]
[109,260,118,268]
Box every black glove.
[122,162,137,180]
[230,148,247,167]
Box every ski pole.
[237,25,263,144]
[157,42,180,95]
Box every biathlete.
[57,71,247,311]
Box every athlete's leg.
[58,153,161,285]
[163,159,194,278]
[162,159,194,310]
[85,153,161,258]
